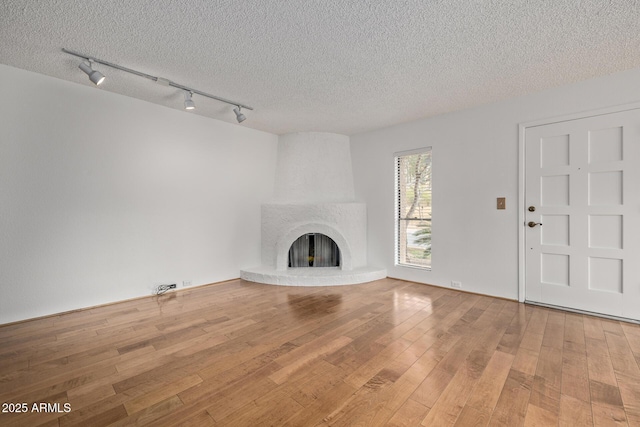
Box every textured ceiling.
[1,0,640,135]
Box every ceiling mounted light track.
[62,48,253,122]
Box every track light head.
[184,91,195,110]
[78,61,105,85]
[234,106,246,123]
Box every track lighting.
[78,61,105,86]
[233,106,246,123]
[184,91,195,110]
[63,48,253,123]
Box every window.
[396,148,432,269]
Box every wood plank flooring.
[1,278,639,426]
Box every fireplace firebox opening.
[288,233,341,267]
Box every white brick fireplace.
[240,132,386,286]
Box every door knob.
[527,221,542,228]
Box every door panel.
[525,109,640,321]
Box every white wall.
[351,67,640,300]
[0,64,278,324]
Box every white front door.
[524,108,640,321]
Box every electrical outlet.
[182,280,192,287]
[451,281,462,289]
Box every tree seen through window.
[396,149,432,268]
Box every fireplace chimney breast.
[240,132,386,285]
[273,132,355,203]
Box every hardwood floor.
[1,278,639,426]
